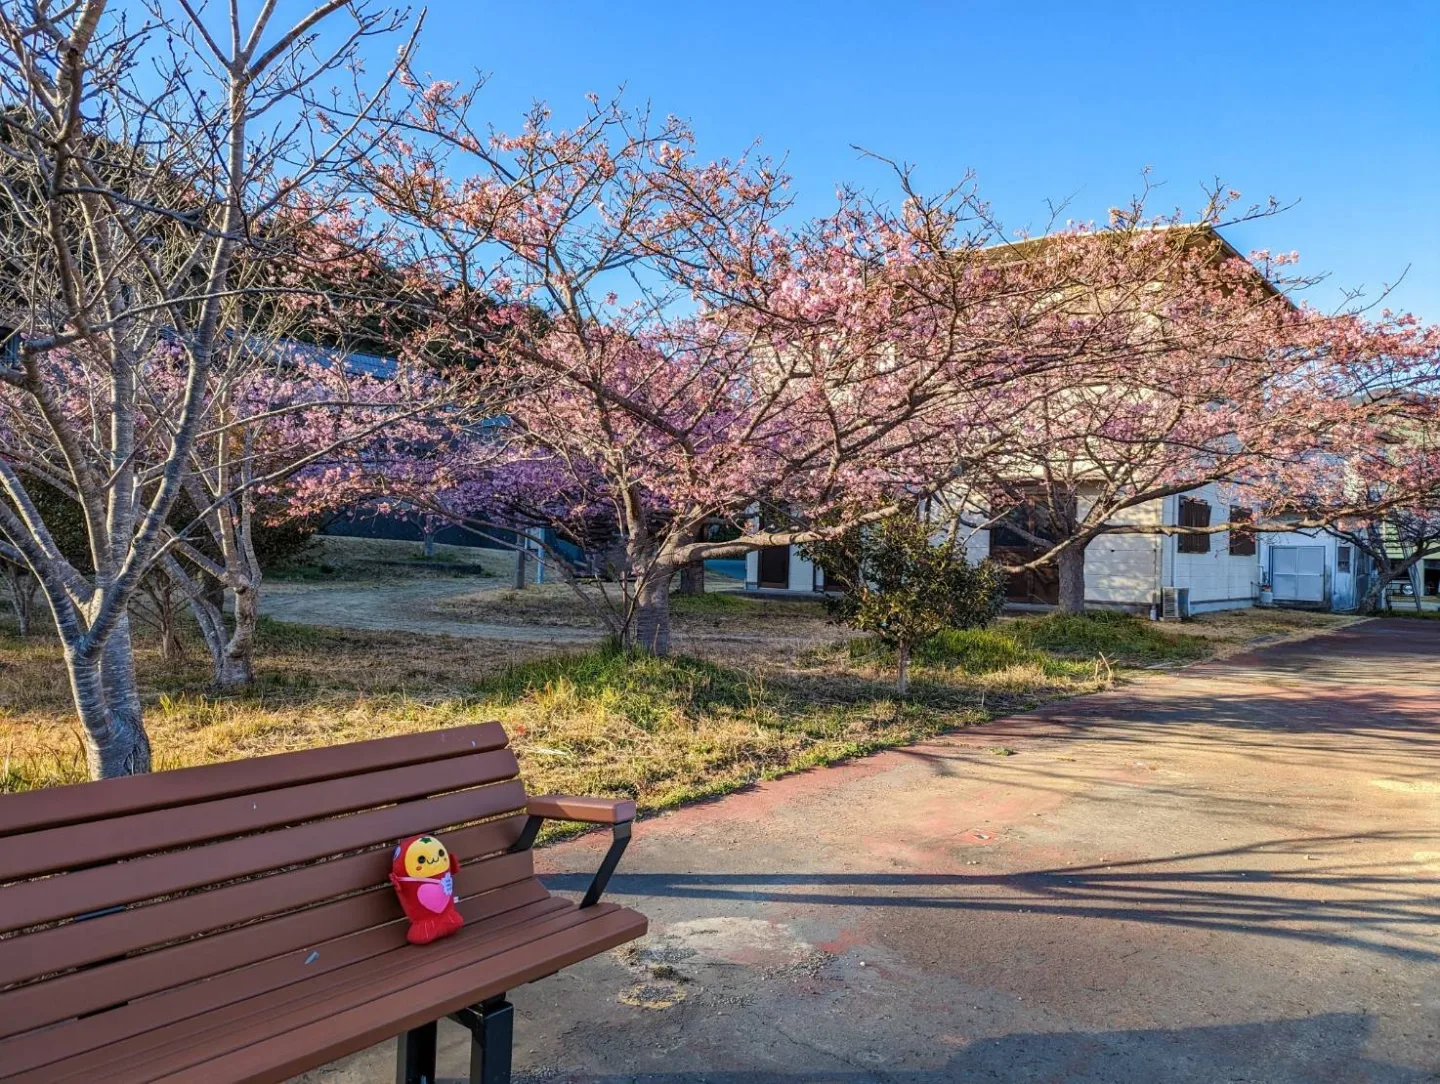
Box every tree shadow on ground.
[504,1012,1433,1083]
[543,830,1440,963]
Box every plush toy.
[390,833,464,945]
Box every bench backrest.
[0,722,533,1053]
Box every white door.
[1271,546,1326,603]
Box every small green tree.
[805,515,1007,695]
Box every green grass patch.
[914,626,1048,672]
[468,641,759,728]
[1012,611,1210,665]
[458,642,992,829]
[669,592,752,614]
[847,611,1210,679]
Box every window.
[1228,507,1256,557]
[1337,545,1351,573]
[1177,498,1211,554]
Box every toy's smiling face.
[403,835,449,879]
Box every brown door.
[991,498,1061,605]
[758,545,790,589]
[991,557,1060,605]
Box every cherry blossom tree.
[1265,390,1440,612]
[326,89,1175,652]
[0,0,413,776]
[320,77,1440,638]
[927,201,1440,614]
[157,326,448,688]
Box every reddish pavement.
[303,618,1440,1083]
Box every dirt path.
[303,618,1440,1083]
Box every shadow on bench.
[0,722,646,1083]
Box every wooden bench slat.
[0,722,648,1084]
[16,898,622,1082]
[0,813,526,989]
[0,886,567,1077]
[0,723,509,838]
[0,779,526,933]
[0,849,539,1041]
[111,901,605,1076]
[0,747,519,881]
[19,903,637,1084]
[156,907,648,1084]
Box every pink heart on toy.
[417,881,449,913]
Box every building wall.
[742,484,1262,613]
[1162,485,1262,613]
[744,521,990,593]
[1082,497,1163,609]
[1256,527,1360,612]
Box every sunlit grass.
[0,602,1337,805]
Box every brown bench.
[0,722,646,1083]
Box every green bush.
[804,515,1007,694]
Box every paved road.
[300,618,1440,1083]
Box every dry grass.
[430,583,609,628]
[0,618,987,804]
[0,603,1350,812]
[0,619,556,789]
[427,583,829,632]
[269,534,515,583]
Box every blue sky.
[390,0,1437,320]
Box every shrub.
[804,515,1007,694]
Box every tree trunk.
[896,640,911,697]
[423,529,436,558]
[187,590,228,680]
[175,567,258,689]
[146,577,187,662]
[69,616,153,779]
[631,569,674,655]
[1056,545,1087,614]
[1361,574,1387,614]
[677,559,705,596]
[3,564,36,636]
[217,580,259,688]
[513,546,528,590]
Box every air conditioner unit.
[1160,586,1191,621]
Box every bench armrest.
[510,794,636,908]
[527,794,636,825]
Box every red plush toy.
[390,833,464,945]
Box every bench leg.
[396,1020,438,1084]
[451,997,513,1084]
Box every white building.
[745,482,1375,613]
[1256,528,1363,611]
[746,483,1278,615]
